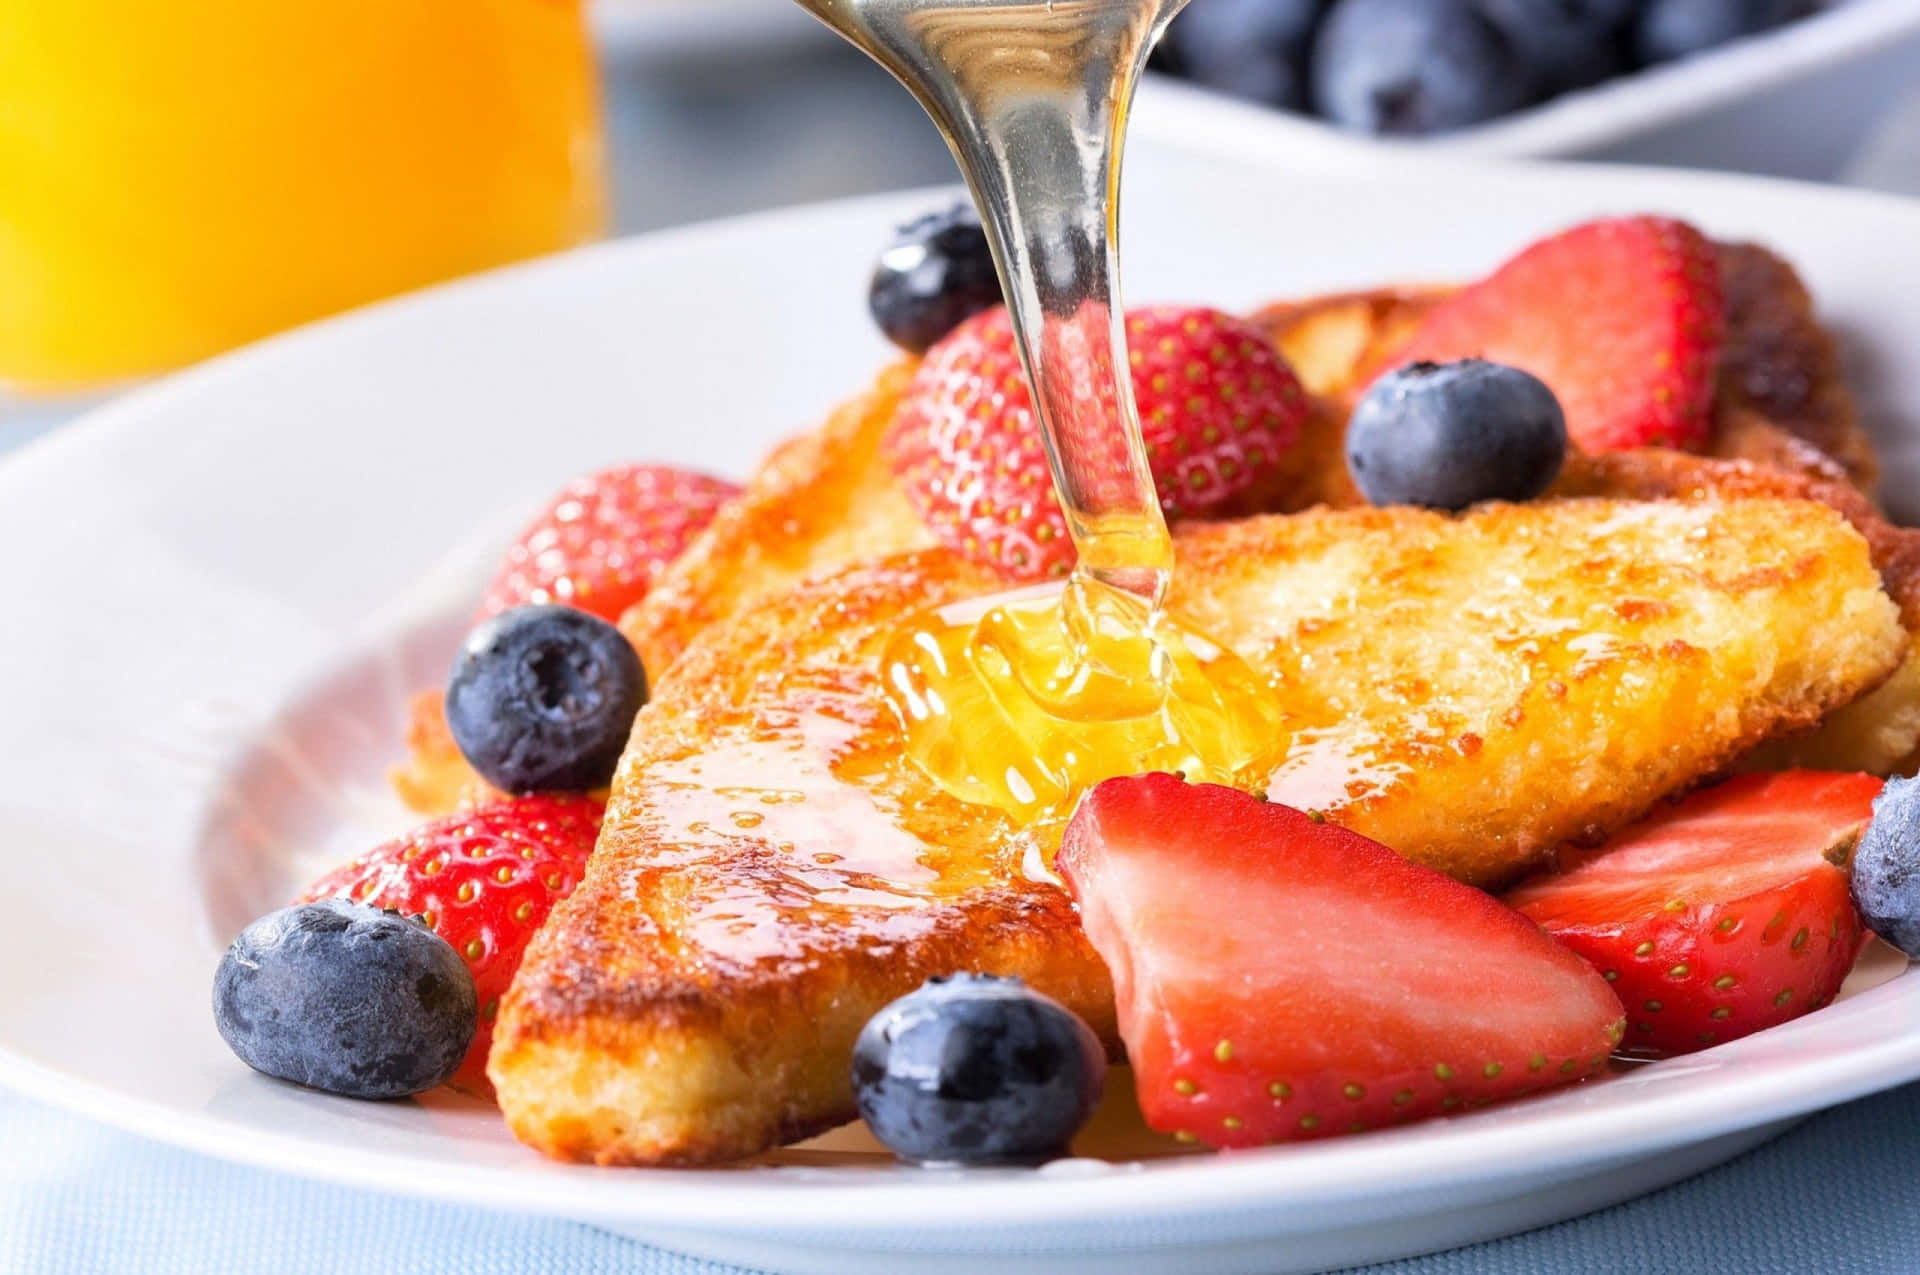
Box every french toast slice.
[398,239,1900,810]
[389,364,934,813]
[622,241,1878,676]
[1554,448,1920,775]
[623,359,935,679]
[492,496,1904,1165]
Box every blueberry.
[1634,0,1809,65]
[852,974,1105,1165]
[1852,776,1920,958]
[445,605,647,794]
[1537,28,1631,93]
[1164,0,1328,110]
[1476,0,1633,87]
[1347,359,1568,511]
[868,201,1003,354]
[213,901,476,1099]
[1311,0,1533,135]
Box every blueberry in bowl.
[853,973,1106,1165]
[1478,0,1635,89]
[1310,0,1533,135]
[1635,0,1813,66]
[1158,0,1820,136]
[1161,0,1328,111]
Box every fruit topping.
[1478,0,1634,89]
[481,463,739,625]
[1162,0,1816,132]
[213,900,477,1100]
[1386,215,1725,452]
[1311,0,1531,136]
[445,605,646,795]
[852,973,1106,1164]
[1635,0,1808,65]
[1346,358,1568,510]
[1057,774,1624,1148]
[297,793,604,1093]
[1162,0,1326,111]
[886,304,1310,578]
[1507,771,1878,1058]
[868,200,1005,354]
[1850,774,1920,958]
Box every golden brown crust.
[1552,448,1920,775]
[495,550,1118,1165]
[1250,287,1444,398]
[397,244,1886,815]
[620,358,933,676]
[394,362,930,818]
[388,689,496,814]
[493,496,1904,1165]
[1713,242,1876,489]
[1553,449,1920,628]
[626,241,1884,684]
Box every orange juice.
[0,0,606,389]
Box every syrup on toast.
[622,242,1883,676]
[491,496,1904,1165]
[1554,448,1920,776]
[394,240,1912,811]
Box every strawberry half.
[1387,216,1725,452]
[1058,774,1624,1148]
[481,463,740,624]
[297,793,604,1095]
[1506,771,1877,1058]
[886,305,1310,579]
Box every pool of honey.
[881,579,1286,824]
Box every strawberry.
[1387,216,1725,452]
[297,793,604,1095]
[1506,771,1877,1058]
[481,463,739,624]
[1057,774,1624,1148]
[886,305,1311,579]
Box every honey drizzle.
[796,0,1282,822]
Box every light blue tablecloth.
[4,1080,1917,1274]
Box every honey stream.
[793,0,1282,823]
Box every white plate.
[1136,0,1920,175]
[3,151,1920,1275]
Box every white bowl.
[1,150,1918,1275]
[1136,0,1920,178]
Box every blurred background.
[4,0,1920,444]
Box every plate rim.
[4,991,1917,1230]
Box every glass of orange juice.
[0,0,607,391]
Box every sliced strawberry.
[1506,771,1877,1058]
[1387,216,1725,452]
[886,305,1311,579]
[297,794,604,1096]
[1058,774,1624,1148]
[481,463,739,624]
